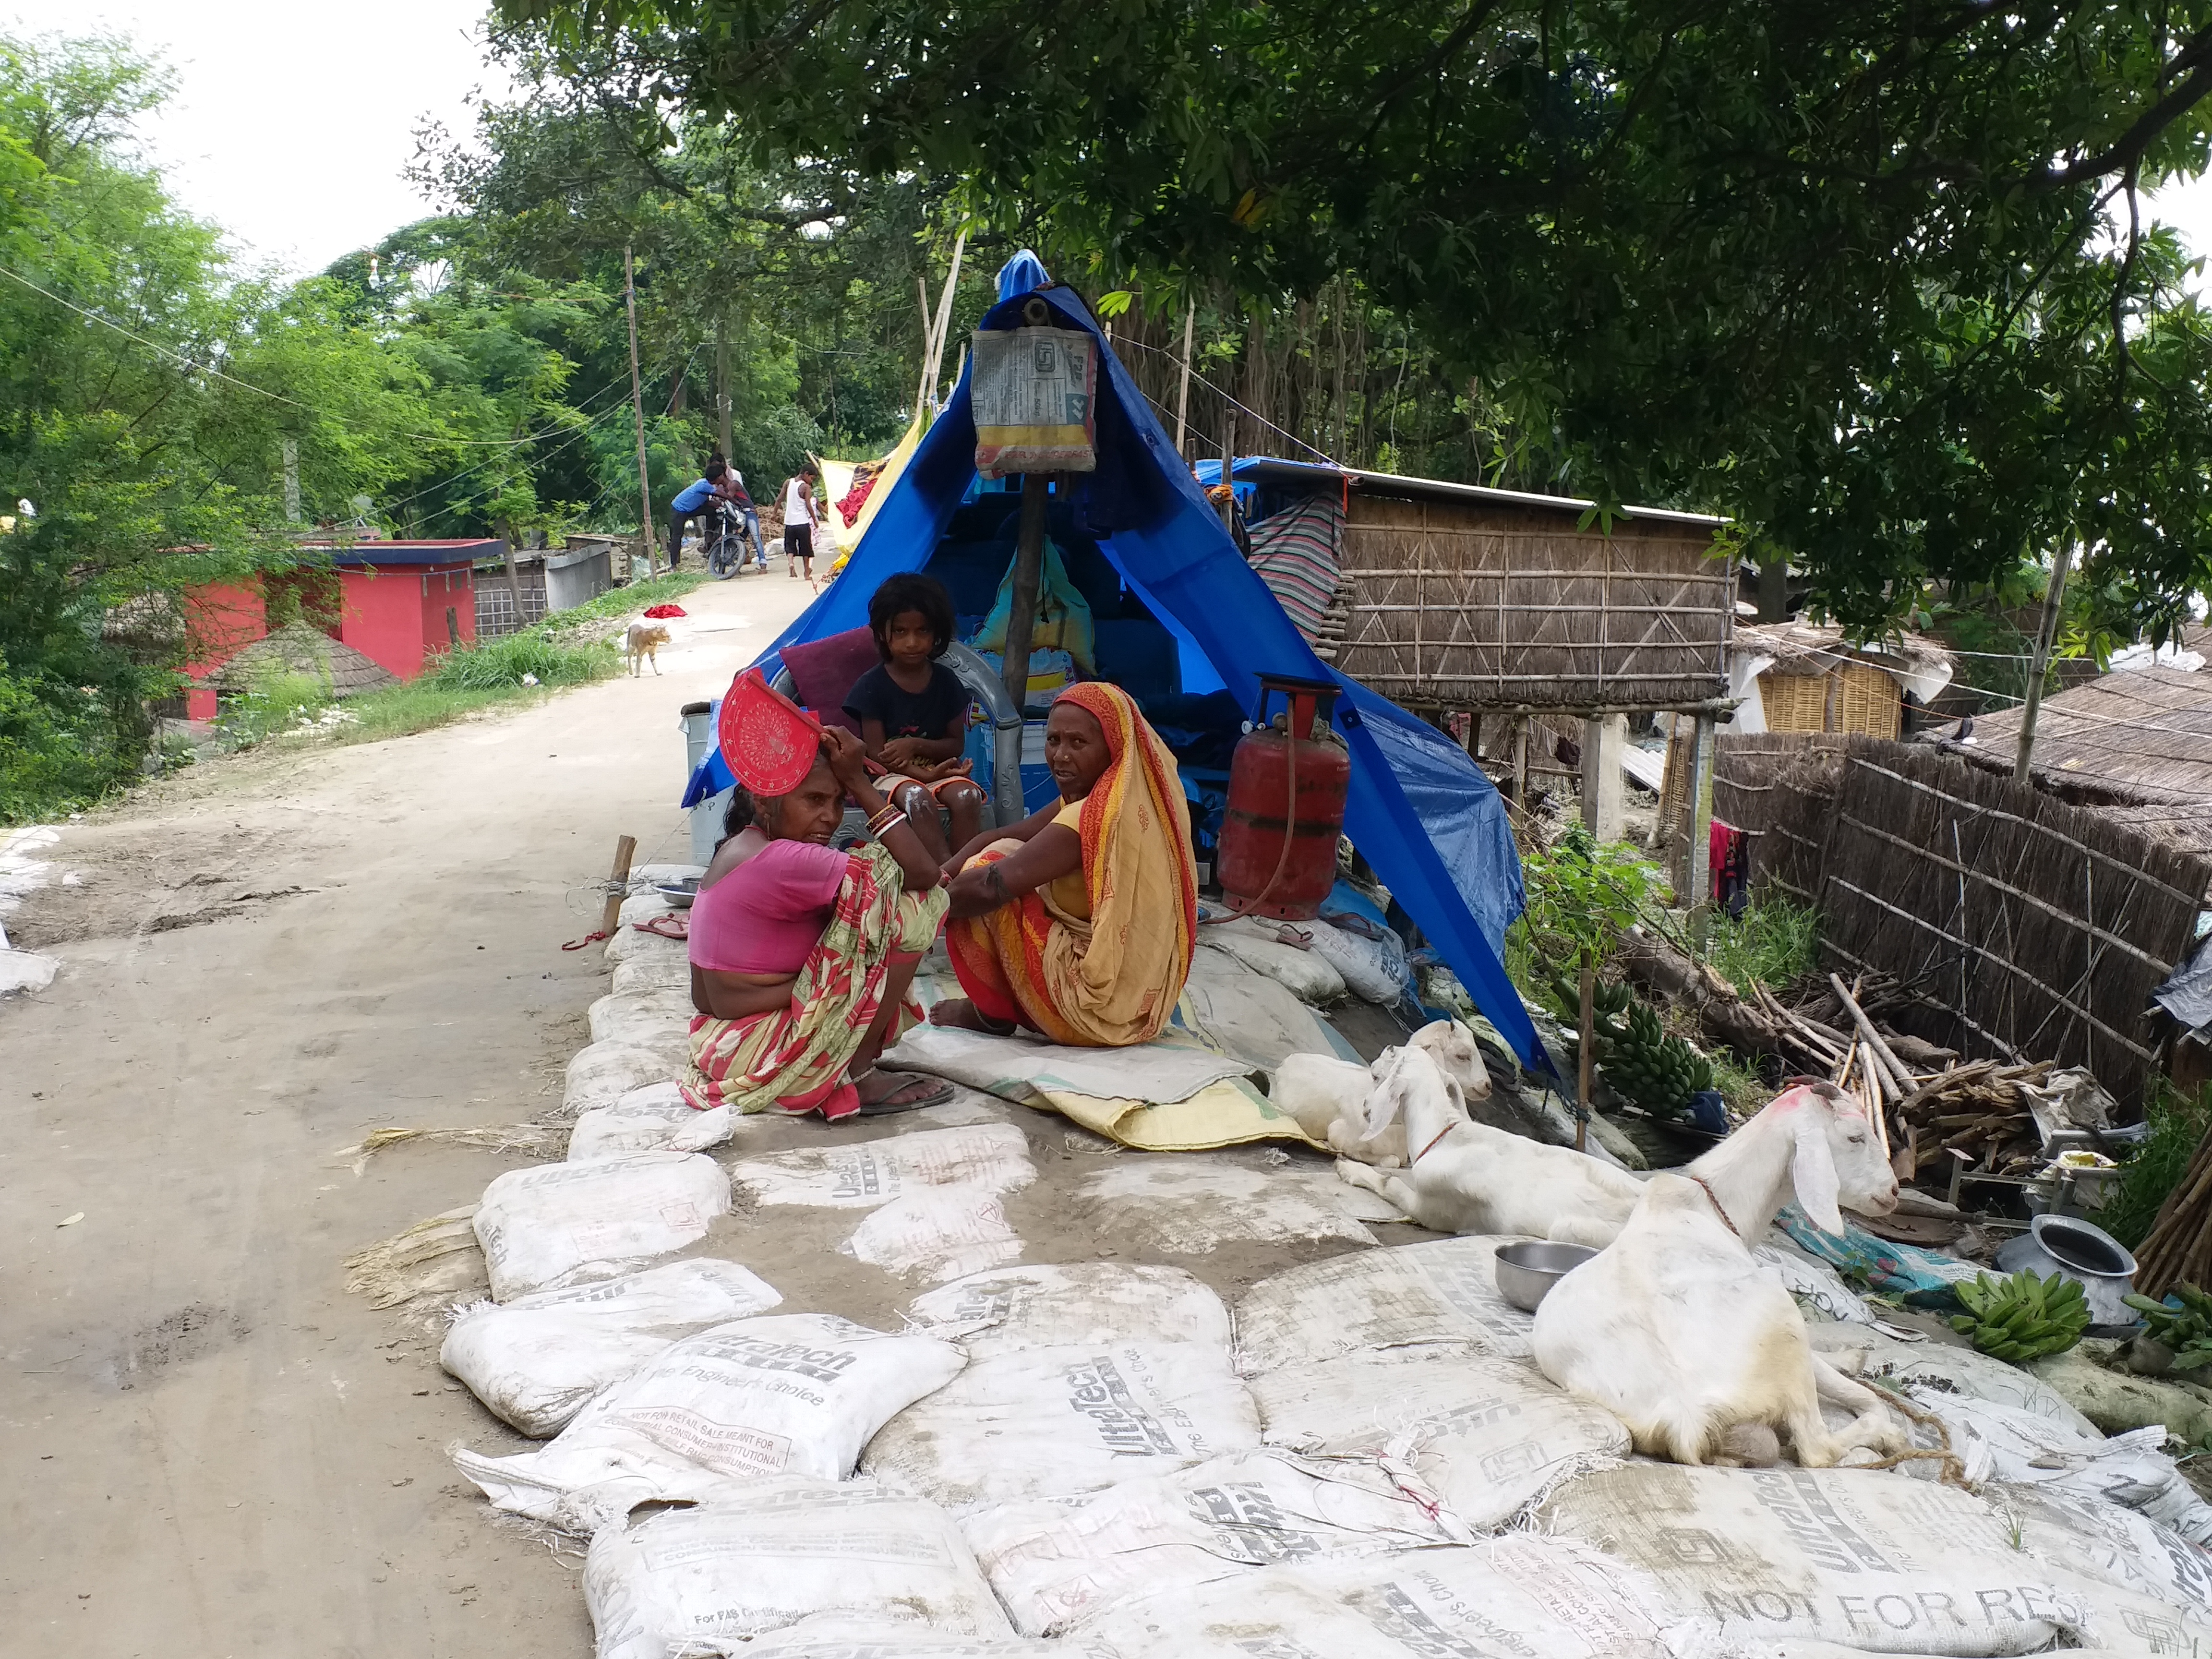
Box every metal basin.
[654,878,701,909]
[1994,1213,2139,1331]
[1494,1240,1599,1313]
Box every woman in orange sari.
[931,682,1197,1047]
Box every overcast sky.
[2,0,510,276]
[6,0,2212,285]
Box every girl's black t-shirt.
[843,661,972,741]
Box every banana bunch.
[1599,998,1714,1120]
[1950,1270,2090,1362]
[2122,1282,2212,1370]
[1548,969,1630,1040]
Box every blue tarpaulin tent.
[689,252,1546,1070]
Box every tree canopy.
[497,0,2212,637]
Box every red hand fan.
[719,667,824,795]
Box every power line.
[1113,336,1344,467]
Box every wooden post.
[624,245,658,578]
[599,834,638,940]
[1687,711,1717,950]
[1511,716,1530,806]
[2016,541,2077,781]
[715,316,733,459]
[1218,415,1236,534]
[1576,960,1595,1153]
[1001,473,1049,715]
[1175,299,1196,457]
[1466,711,1482,761]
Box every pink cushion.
[780,626,879,737]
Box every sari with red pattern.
[682,841,946,1120]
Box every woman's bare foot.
[927,997,1018,1035]
[851,1070,952,1114]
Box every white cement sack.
[744,1625,1112,1658]
[729,1123,1035,1210]
[1540,1464,2086,1657]
[907,1264,1232,1361]
[2001,1483,2212,1624]
[568,1081,733,1162]
[1250,1347,1629,1528]
[1179,949,1347,1071]
[862,1340,1260,1512]
[473,1153,730,1302]
[2044,1578,2212,1659]
[441,1259,781,1436]
[841,1183,1025,1284]
[583,1480,1012,1658]
[1757,1244,1872,1324]
[1806,1324,2098,1437]
[1081,1533,1672,1659]
[618,891,675,929]
[1234,1234,1535,1374]
[454,1314,966,1533]
[1907,1389,2212,1545]
[606,922,687,966]
[625,862,704,895]
[963,1448,1467,1636]
[565,1040,683,1117]
[882,1022,1249,1108]
[1196,919,1347,1006]
[588,992,694,1058]
[1302,919,1409,1005]
[1073,1160,1379,1252]
[610,953,693,997]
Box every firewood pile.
[1617,934,2066,1183]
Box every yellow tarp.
[815,414,925,573]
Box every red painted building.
[185,538,505,717]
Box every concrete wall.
[336,563,474,680]
[182,581,266,721]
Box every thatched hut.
[1731,621,1955,740]
[1930,665,2212,856]
[206,622,398,700]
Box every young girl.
[844,573,988,862]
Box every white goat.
[1333,1045,1644,1243]
[1530,1080,1908,1467]
[1271,1019,1490,1166]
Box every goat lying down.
[1531,1080,1909,1468]
[1332,1045,1645,1245]
[1271,1018,1490,1166]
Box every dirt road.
[0,570,822,1656]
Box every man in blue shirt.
[666,462,725,569]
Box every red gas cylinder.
[1218,675,1351,921]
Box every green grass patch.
[1703,894,1822,996]
[2100,1082,2212,1250]
[329,630,620,745]
[541,571,708,636]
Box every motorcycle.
[702,498,761,579]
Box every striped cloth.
[1246,492,1344,639]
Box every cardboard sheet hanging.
[720,667,822,795]
[972,326,1097,478]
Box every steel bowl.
[654,877,701,910]
[1493,1240,1599,1313]
[1993,1213,2139,1331]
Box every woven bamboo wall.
[1816,738,2212,1109]
[1712,733,1848,902]
[1333,497,1732,710]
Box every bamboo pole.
[2016,541,2077,782]
[923,228,968,411]
[624,245,657,578]
[1001,473,1049,716]
[1175,300,1195,457]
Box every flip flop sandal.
[635,914,690,939]
[852,1072,955,1116]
